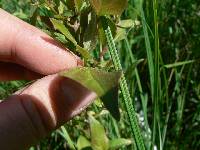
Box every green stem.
[153,0,161,148]
[102,18,145,150]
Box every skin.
[0,9,97,150]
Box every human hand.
[0,9,96,150]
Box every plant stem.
[102,19,145,150]
[153,0,161,148]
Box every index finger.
[0,9,82,75]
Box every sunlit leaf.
[58,1,65,14]
[53,32,68,45]
[114,28,126,42]
[89,115,109,150]
[77,135,91,150]
[89,0,128,16]
[164,60,195,69]
[58,126,76,150]
[118,19,136,28]
[109,138,132,150]
[60,67,121,97]
[50,18,77,45]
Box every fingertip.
[0,9,81,75]
[14,29,80,75]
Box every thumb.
[0,74,97,150]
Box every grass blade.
[164,60,195,69]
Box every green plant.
[101,18,145,150]
[27,0,142,149]
[1,0,200,149]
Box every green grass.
[1,0,200,149]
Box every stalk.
[152,0,161,148]
[102,17,145,150]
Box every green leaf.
[76,45,93,60]
[74,0,84,12]
[58,1,66,14]
[89,115,109,150]
[118,19,136,28]
[60,67,122,120]
[50,18,77,45]
[114,28,126,42]
[163,60,195,69]
[60,67,121,97]
[109,138,132,150]
[89,0,128,16]
[77,135,91,150]
[83,11,98,51]
[58,126,76,150]
[50,18,92,59]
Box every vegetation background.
[0,0,200,149]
